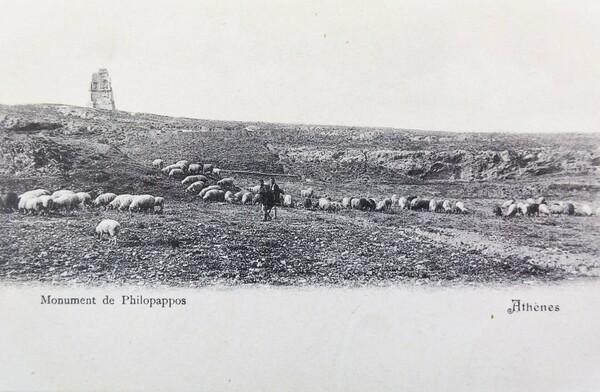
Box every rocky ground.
[1,104,599,287]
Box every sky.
[1,0,599,133]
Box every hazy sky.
[1,0,599,133]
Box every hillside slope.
[1,103,599,191]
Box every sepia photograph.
[1,1,599,391]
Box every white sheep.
[203,163,213,173]
[24,197,43,214]
[161,164,179,174]
[581,204,593,216]
[212,168,222,177]
[283,194,293,207]
[95,219,121,245]
[248,185,261,194]
[93,193,117,208]
[224,191,235,203]
[198,185,221,198]
[176,160,190,171]
[51,189,75,199]
[505,203,518,217]
[501,199,515,209]
[38,195,54,213]
[375,200,387,212]
[182,175,209,186]
[538,204,551,216]
[108,194,133,210]
[188,163,202,174]
[454,201,468,214]
[233,191,245,202]
[169,169,185,179]
[241,192,253,205]
[391,194,399,205]
[342,197,352,209]
[152,159,164,170]
[442,200,452,213]
[129,195,156,213]
[75,192,92,207]
[52,196,73,212]
[19,189,50,199]
[301,187,314,198]
[186,181,207,194]
[217,177,235,188]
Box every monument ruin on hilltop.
[89,68,116,110]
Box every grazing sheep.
[391,194,399,205]
[375,200,387,212]
[203,189,225,202]
[501,199,515,209]
[51,190,75,200]
[492,206,503,216]
[162,164,180,174]
[398,196,408,210]
[217,177,235,188]
[95,219,121,245]
[119,195,137,211]
[303,198,313,209]
[198,185,221,198]
[169,168,185,179]
[300,188,314,198]
[454,201,468,214]
[505,203,518,217]
[537,197,546,205]
[581,204,593,216]
[38,195,54,213]
[212,168,222,177]
[75,192,92,207]
[538,204,551,216]
[108,194,133,210]
[233,190,245,202]
[152,159,164,170]
[429,199,438,212]
[526,198,536,205]
[129,195,156,213]
[24,197,43,214]
[188,163,202,174]
[93,193,117,208]
[203,163,213,173]
[52,196,74,212]
[182,175,209,186]
[442,200,452,213]
[283,194,293,207]
[550,204,563,215]
[241,192,253,205]
[186,181,207,194]
[176,160,190,171]
[342,197,352,209]
[318,197,331,209]
[154,197,165,213]
[19,189,51,199]
[224,191,235,203]
[0,192,18,211]
[516,202,527,215]
[248,185,261,194]
[351,198,361,210]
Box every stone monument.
[89,68,116,110]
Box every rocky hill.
[1,104,599,191]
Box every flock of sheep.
[0,188,165,244]
[1,155,597,246]
[493,197,599,218]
